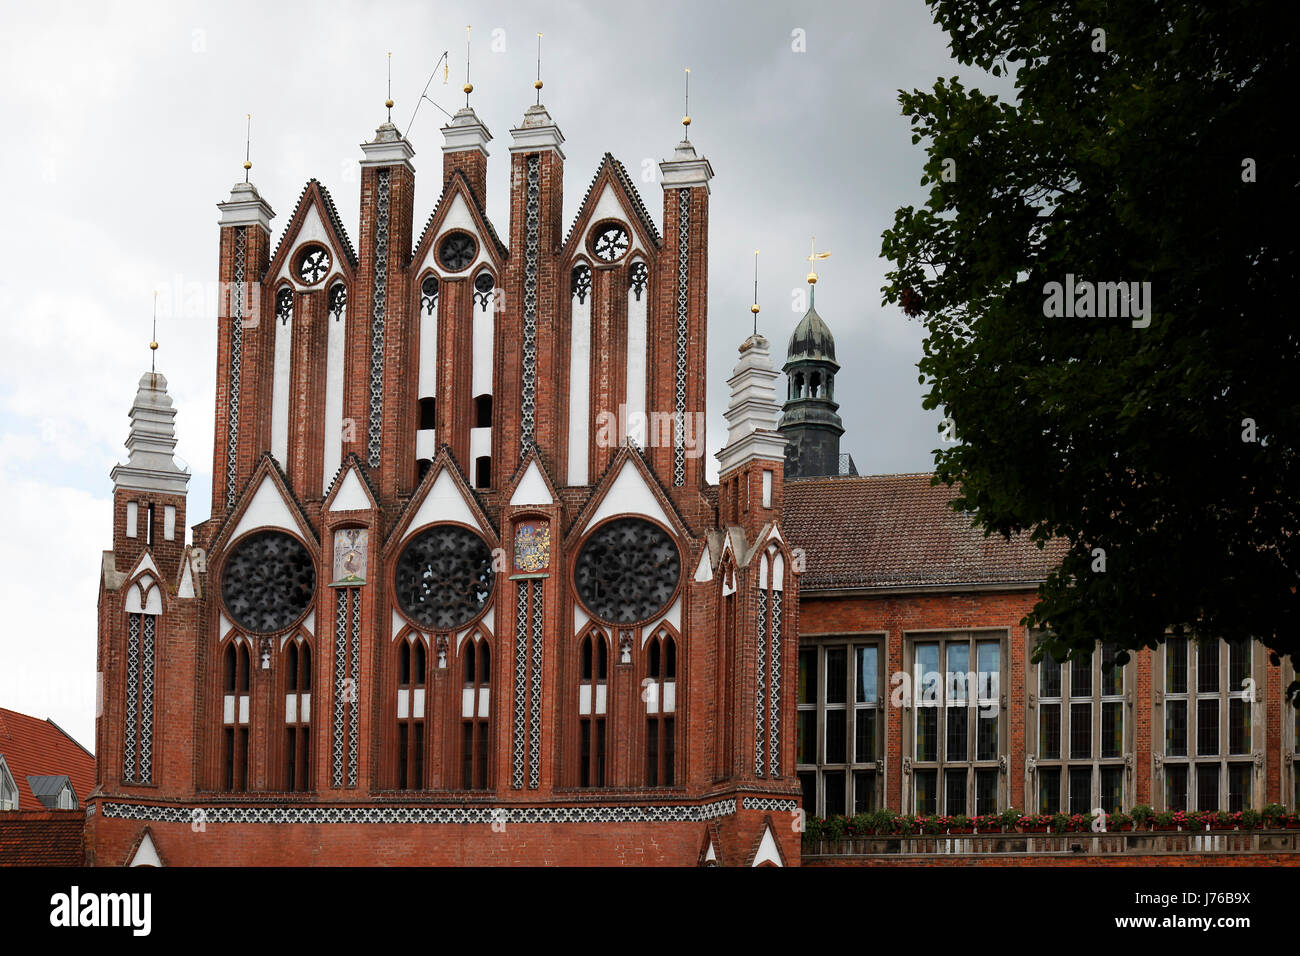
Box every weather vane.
[807,236,831,306]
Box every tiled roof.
[0,707,95,811]
[783,474,1067,591]
[0,810,85,865]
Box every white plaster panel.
[329,468,371,512]
[286,695,298,723]
[322,296,346,486]
[664,681,676,713]
[583,184,644,258]
[301,694,311,723]
[125,501,138,538]
[694,547,713,582]
[405,468,479,536]
[469,427,492,486]
[416,429,437,460]
[462,688,474,718]
[397,688,409,720]
[229,474,302,541]
[420,194,491,278]
[223,695,234,724]
[582,459,672,533]
[272,205,344,291]
[478,688,489,718]
[567,289,591,485]
[509,460,553,506]
[472,286,494,397]
[271,309,292,466]
[164,505,176,541]
[625,262,649,446]
[579,684,591,715]
[413,688,425,719]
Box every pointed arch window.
[221,640,251,792]
[644,630,677,787]
[461,635,492,790]
[578,630,609,788]
[284,639,312,792]
[396,636,427,789]
[474,394,492,429]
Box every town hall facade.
[87,83,1300,867]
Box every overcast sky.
[0,0,1005,749]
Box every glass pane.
[977,641,1000,700]
[824,770,845,817]
[798,648,817,704]
[1229,698,1250,755]
[798,771,817,815]
[1166,700,1188,756]
[853,770,875,813]
[1195,763,1219,811]
[945,769,967,816]
[947,643,970,703]
[1040,703,1061,759]
[1038,768,1061,814]
[1165,764,1188,811]
[797,711,815,765]
[854,708,876,763]
[1070,702,1092,759]
[975,768,998,815]
[855,646,878,704]
[977,712,998,761]
[825,709,846,764]
[1228,639,1250,689]
[916,706,938,762]
[1197,698,1220,756]
[1040,652,1062,698]
[1101,701,1123,758]
[946,707,968,762]
[915,770,937,816]
[1069,767,1092,814]
[1100,642,1123,696]
[1197,640,1219,694]
[1228,763,1251,813]
[916,644,940,705]
[1101,767,1124,813]
[1166,638,1188,695]
[825,648,847,705]
[1070,648,1092,698]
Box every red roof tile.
[0,810,85,866]
[0,707,95,811]
[783,474,1067,591]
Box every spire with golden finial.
[463,25,474,107]
[534,32,543,105]
[751,249,761,336]
[386,52,394,121]
[681,67,691,133]
[807,235,831,306]
[243,113,252,182]
[149,289,159,373]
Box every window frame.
[796,633,885,818]
[1029,639,1131,814]
[904,629,1007,817]
[1158,636,1259,811]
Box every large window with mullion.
[1161,636,1255,812]
[911,633,1004,817]
[1034,641,1128,815]
[796,638,882,818]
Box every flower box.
[1152,823,1179,831]
[1285,820,1300,830]
[948,826,974,835]
[976,824,1002,834]
[1020,824,1049,833]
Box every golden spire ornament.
[386,52,394,120]
[534,32,544,105]
[150,290,159,372]
[242,113,252,181]
[682,67,691,130]
[806,235,831,284]
[751,249,761,336]
[463,25,473,106]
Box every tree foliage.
[880,0,1299,684]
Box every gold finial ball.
[682,115,692,126]
[150,341,159,351]
[243,161,252,170]
[385,98,394,108]
[464,83,473,94]
[807,272,819,284]
[751,304,760,314]
[534,80,543,90]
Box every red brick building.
[0,707,94,865]
[87,86,1300,868]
